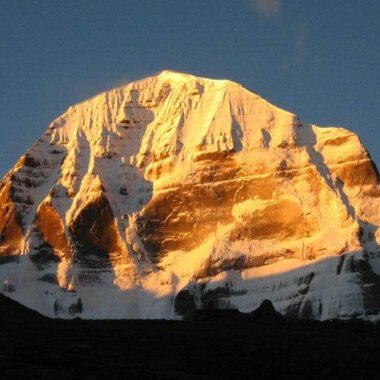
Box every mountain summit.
[0,71,379,319]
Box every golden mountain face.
[0,71,379,319]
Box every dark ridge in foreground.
[1,295,380,379]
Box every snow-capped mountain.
[0,70,379,320]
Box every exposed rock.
[250,300,284,321]
[174,289,197,320]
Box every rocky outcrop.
[0,70,379,320]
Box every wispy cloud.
[281,21,309,73]
[295,22,308,58]
[249,0,281,17]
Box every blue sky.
[0,0,379,175]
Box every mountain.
[0,70,379,319]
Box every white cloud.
[249,0,281,16]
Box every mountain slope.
[0,70,379,319]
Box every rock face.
[0,70,379,320]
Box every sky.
[0,0,379,176]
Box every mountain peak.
[156,69,233,86]
[0,72,379,320]
[158,69,192,79]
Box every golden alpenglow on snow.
[0,71,379,320]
